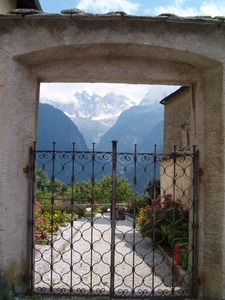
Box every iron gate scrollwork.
[28,141,199,299]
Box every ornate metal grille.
[28,142,199,299]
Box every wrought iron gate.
[28,141,199,299]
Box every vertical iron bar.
[70,142,76,294]
[192,146,199,297]
[153,145,157,201]
[110,140,117,298]
[172,144,177,201]
[152,144,157,294]
[91,143,96,206]
[89,143,96,295]
[50,142,56,293]
[28,144,35,292]
[133,144,137,218]
[171,145,177,294]
[131,144,137,296]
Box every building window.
[181,124,190,150]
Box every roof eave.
[160,86,190,105]
[34,0,42,11]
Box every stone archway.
[0,13,225,299]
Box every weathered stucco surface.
[160,87,193,208]
[160,157,193,210]
[0,11,225,299]
[162,87,191,152]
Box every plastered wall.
[0,12,225,299]
[162,87,191,153]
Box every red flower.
[35,230,41,238]
[36,219,44,224]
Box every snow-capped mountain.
[41,91,134,125]
[40,91,136,147]
[39,86,180,152]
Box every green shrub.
[35,201,71,241]
[100,206,109,213]
[137,194,189,246]
[125,197,151,215]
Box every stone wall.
[160,156,193,210]
[0,11,225,299]
[162,87,191,153]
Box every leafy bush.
[35,201,71,241]
[100,205,109,213]
[36,170,135,204]
[137,194,189,246]
[125,197,151,215]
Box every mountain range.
[38,103,88,151]
[38,90,165,184]
[96,105,163,152]
[41,91,135,148]
[40,89,164,151]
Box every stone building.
[160,86,191,153]
[159,87,192,209]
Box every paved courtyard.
[34,213,189,298]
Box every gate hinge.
[197,167,203,176]
[192,223,199,229]
[23,164,30,174]
[27,220,34,225]
[23,274,33,283]
[194,277,201,286]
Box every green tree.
[36,172,135,205]
[36,169,50,191]
[94,174,112,203]
[67,180,92,203]
[94,174,135,204]
[116,176,136,203]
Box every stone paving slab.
[33,213,189,298]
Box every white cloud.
[40,83,179,105]
[143,85,178,103]
[40,83,149,103]
[40,83,74,102]
[200,2,225,16]
[149,1,225,17]
[153,4,198,17]
[76,0,139,14]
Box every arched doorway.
[1,14,224,299]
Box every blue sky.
[39,0,225,104]
[39,0,225,17]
